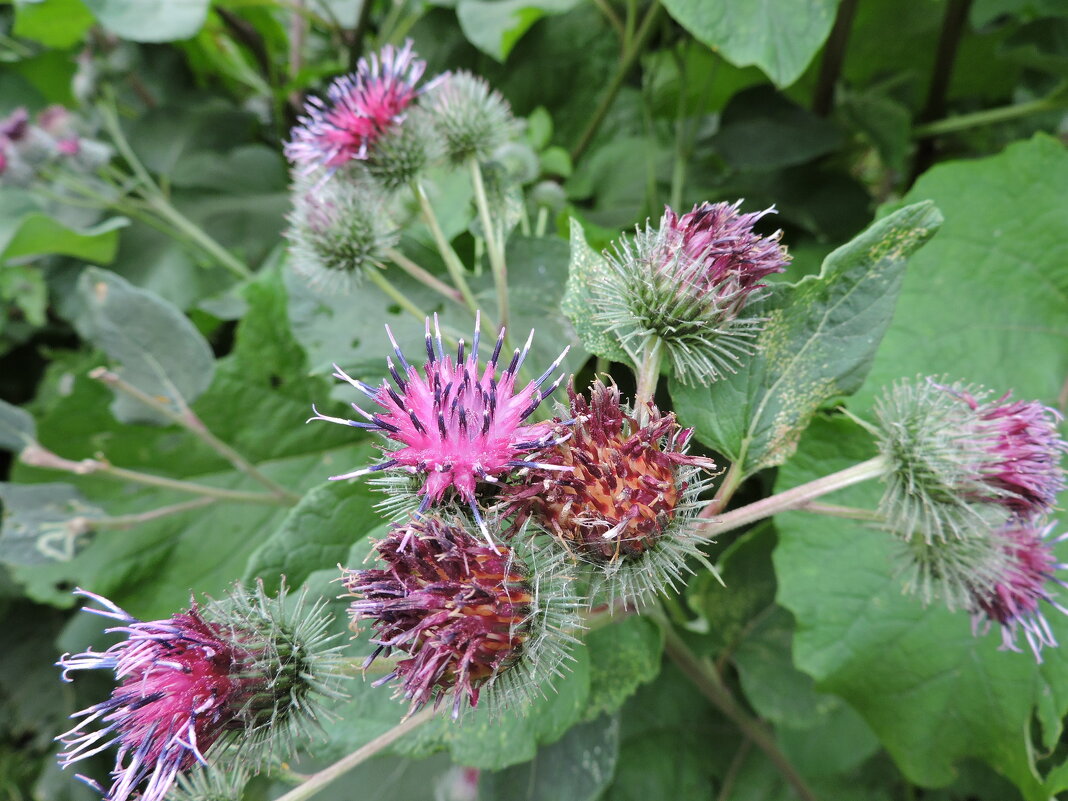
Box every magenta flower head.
[308,314,570,541]
[343,515,579,718]
[870,377,1067,541]
[56,584,345,801]
[596,200,790,384]
[285,40,431,174]
[900,519,1068,662]
[502,379,718,604]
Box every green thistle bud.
[425,71,521,165]
[286,170,398,291]
[364,104,437,190]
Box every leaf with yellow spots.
[670,200,942,477]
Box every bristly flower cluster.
[424,71,521,165]
[1,105,110,186]
[56,583,346,801]
[502,379,717,605]
[343,516,579,718]
[868,375,1068,660]
[899,519,1068,661]
[309,314,570,541]
[285,170,398,290]
[870,377,1066,541]
[596,200,790,385]
[285,40,431,174]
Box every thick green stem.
[89,368,300,503]
[273,706,437,801]
[366,268,433,325]
[571,0,662,163]
[412,181,481,315]
[696,456,889,539]
[812,0,859,116]
[469,158,509,331]
[633,336,663,420]
[706,459,745,516]
[656,616,818,801]
[385,248,464,306]
[20,444,291,506]
[99,95,252,279]
[914,95,1066,137]
[150,196,253,279]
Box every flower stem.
[383,247,464,306]
[89,368,300,504]
[98,93,252,280]
[696,456,889,539]
[707,459,744,515]
[633,335,663,420]
[654,614,818,801]
[570,0,662,163]
[913,94,1067,138]
[273,706,437,801]
[468,158,509,331]
[366,267,435,325]
[412,181,481,316]
[20,444,292,506]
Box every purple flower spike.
[56,591,254,801]
[308,314,570,539]
[596,199,790,384]
[56,585,345,801]
[343,516,578,718]
[285,40,431,173]
[941,384,1068,517]
[970,521,1068,662]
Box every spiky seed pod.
[870,377,1067,541]
[502,379,718,605]
[424,71,521,165]
[899,520,1068,662]
[285,40,435,174]
[343,516,580,718]
[56,583,347,801]
[363,103,436,190]
[308,314,571,542]
[285,169,398,291]
[596,200,790,385]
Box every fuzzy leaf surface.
[71,267,215,425]
[560,217,628,364]
[659,0,841,87]
[0,398,36,453]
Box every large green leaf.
[0,398,35,453]
[9,269,358,616]
[858,135,1068,406]
[660,0,841,87]
[774,416,1068,798]
[242,478,378,595]
[0,189,127,264]
[671,201,942,476]
[82,0,210,42]
[456,0,581,61]
[560,218,628,364]
[12,0,94,48]
[480,713,620,801]
[71,268,215,425]
[0,482,102,565]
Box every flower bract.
[56,584,345,801]
[343,516,579,717]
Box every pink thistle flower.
[285,40,431,173]
[56,586,345,801]
[308,313,570,542]
[343,516,578,717]
[942,384,1067,517]
[0,107,29,142]
[56,591,255,801]
[597,200,790,384]
[970,521,1068,662]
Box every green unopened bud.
[425,71,521,165]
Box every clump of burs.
[53,40,1067,801]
